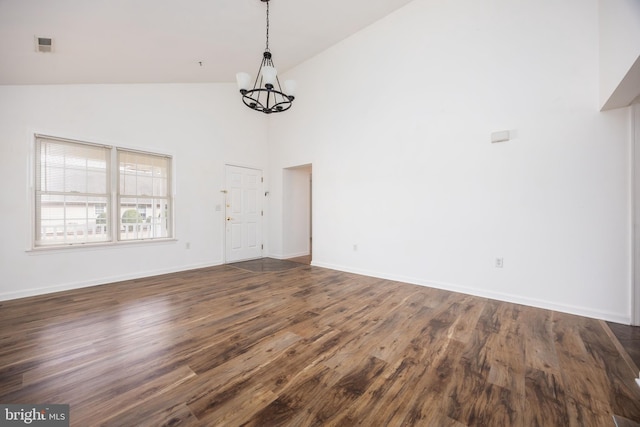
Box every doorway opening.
[283,164,312,264]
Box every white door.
[225,165,263,263]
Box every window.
[35,137,111,247]
[118,150,172,241]
[34,135,173,248]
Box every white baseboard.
[282,251,311,259]
[266,252,310,260]
[310,260,630,324]
[4,258,630,324]
[0,260,224,302]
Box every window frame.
[32,134,175,250]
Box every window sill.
[26,238,178,254]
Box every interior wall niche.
[282,164,312,259]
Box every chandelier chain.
[265,1,270,51]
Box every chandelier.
[236,0,296,114]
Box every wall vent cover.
[35,37,53,53]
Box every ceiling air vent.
[35,37,53,53]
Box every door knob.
[226,217,232,221]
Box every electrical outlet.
[495,257,503,268]
[186,242,191,250]
[353,244,358,251]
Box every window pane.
[36,193,110,246]
[151,199,171,238]
[65,168,86,193]
[152,165,166,178]
[91,198,109,240]
[120,173,133,195]
[87,170,107,194]
[118,197,171,241]
[153,177,168,197]
[42,166,64,192]
[137,176,153,196]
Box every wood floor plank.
[241,363,341,426]
[1,261,638,425]
[392,339,468,426]
[186,330,302,420]
[193,328,344,425]
[430,301,523,426]
[554,313,615,420]
[74,365,197,425]
[524,367,570,426]
[346,296,471,426]
[301,355,388,426]
[482,303,526,421]
[103,402,202,427]
[567,314,640,419]
[325,297,461,425]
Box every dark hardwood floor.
[1,262,640,426]
[608,322,640,374]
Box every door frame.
[223,163,264,264]
[634,102,640,325]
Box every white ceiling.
[0,0,415,85]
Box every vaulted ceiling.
[0,0,415,85]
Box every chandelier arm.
[270,99,293,112]
[254,83,261,106]
[242,91,267,111]
[266,88,293,111]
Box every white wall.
[269,0,632,322]
[599,0,640,110]
[0,83,268,300]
